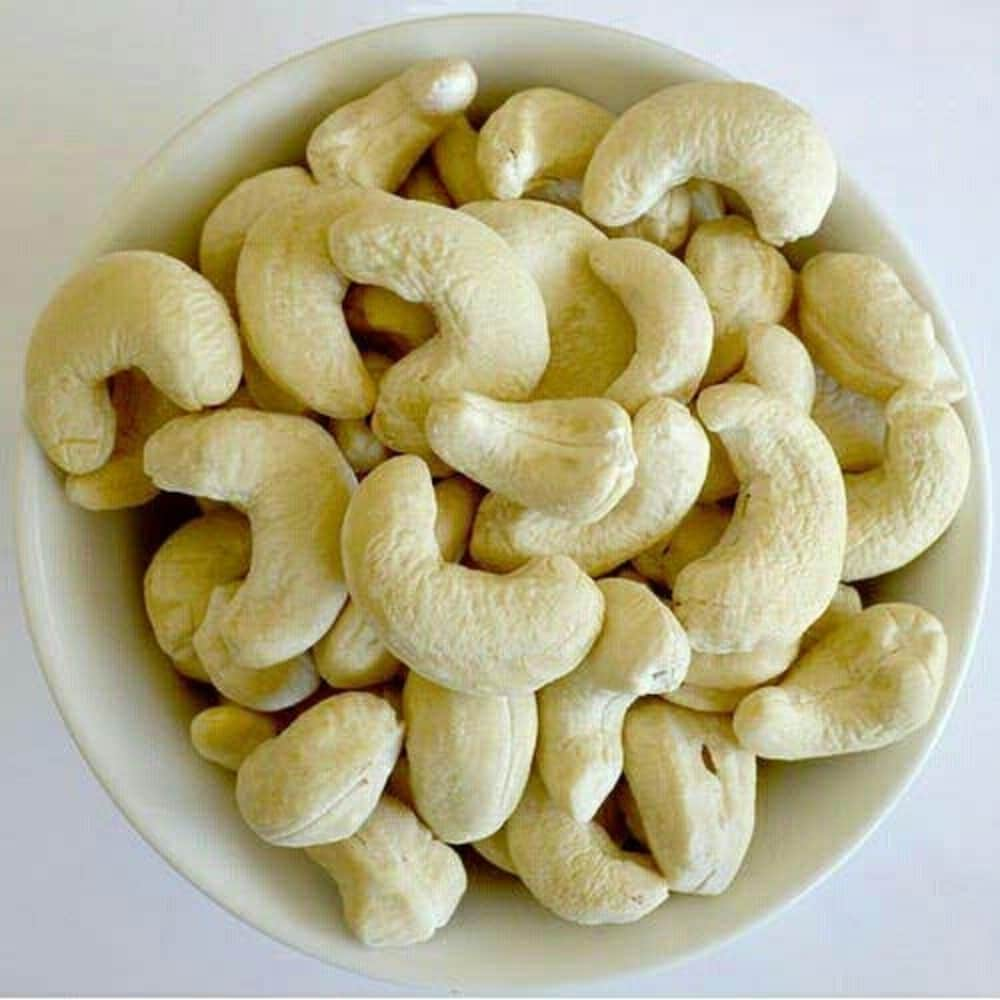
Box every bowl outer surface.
[15,14,991,993]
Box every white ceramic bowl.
[15,14,991,992]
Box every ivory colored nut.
[342,455,604,695]
[343,284,436,358]
[471,396,709,578]
[506,774,669,925]
[26,251,241,475]
[144,409,357,669]
[190,703,278,771]
[425,392,636,523]
[404,672,536,843]
[236,692,403,847]
[307,58,477,190]
[673,384,845,654]
[398,161,453,206]
[582,81,837,246]
[811,365,886,472]
[537,578,690,822]
[306,795,466,947]
[843,386,970,582]
[588,238,714,412]
[143,509,251,682]
[431,115,489,205]
[331,352,394,477]
[328,192,549,460]
[734,603,948,759]
[461,199,634,400]
[632,503,730,590]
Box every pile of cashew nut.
[25,58,970,947]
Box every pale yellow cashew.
[190,703,278,771]
[431,115,490,205]
[241,345,309,416]
[330,351,394,477]
[632,503,730,590]
[342,285,436,358]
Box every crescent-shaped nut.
[800,583,862,652]
[811,365,886,473]
[623,701,756,894]
[328,192,549,459]
[581,81,837,246]
[661,683,752,714]
[470,397,709,577]
[26,251,241,475]
[398,161,453,206]
[631,503,730,590]
[425,392,636,523]
[733,603,948,759]
[589,238,714,412]
[65,371,182,510]
[799,252,938,400]
[143,509,251,682]
[843,386,970,581]
[342,284,436,357]
[306,58,477,190]
[431,115,490,205]
[236,692,403,847]
[144,409,357,669]
[460,199,633,399]
[189,703,278,772]
[236,184,376,419]
[306,795,466,947]
[672,384,845,653]
[537,578,690,821]
[403,672,537,843]
[506,774,669,925]
[198,166,315,310]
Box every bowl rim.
[14,12,993,992]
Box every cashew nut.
[425,392,636,523]
[331,352,394,477]
[431,115,489,205]
[537,578,690,821]
[582,81,837,246]
[26,251,241,475]
[734,603,947,759]
[398,161,452,206]
[236,692,403,847]
[632,503,730,590]
[343,284,436,358]
[811,364,886,473]
[471,397,709,577]
[843,386,970,581]
[306,795,466,947]
[189,702,278,771]
[307,58,477,190]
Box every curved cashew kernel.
[328,192,549,459]
[431,115,490,205]
[673,384,845,653]
[801,583,862,652]
[811,364,886,472]
[506,774,669,925]
[398,161,452,206]
[624,701,756,894]
[582,81,837,246]
[331,352,394,477]
[145,409,357,668]
[236,692,403,847]
[237,184,375,419]
[537,579,690,821]
[632,503,730,590]
[306,795,466,947]
[461,199,633,400]
[734,603,947,759]
[343,456,604,695]
[687,178,726,227]
[343,285,435,357]
[662,683,752,714]
[589,238,714,411]
[65,371,182,510]
[798,252,938,400]
[314,475,480,689]
[843,386,970,582]
[143,509,251,682]
[26,251,241,475]
[471,397,709,577]
[425,392,636,523]
[190,703,278,771]
[306,58,477,190]
[473,829,517,875]
[199,166,314,310]
[684,217,796,385]
[241,344,309,415]
[404,672,536,843]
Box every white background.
[1,1,997,995]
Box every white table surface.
[1,1,997,995]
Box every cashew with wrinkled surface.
[307,58,477,190]
[236,692,403,847]
[632,503,730,590]
[431,115,490,205]
[306,795,466,946]
[190,702,278,771]
[734,603,947,758]
[26,251,241,475]
[331,352,394,477]
[398,161,453,206]
[811,364,886,472]
[537,578,690,821]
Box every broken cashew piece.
[811,365,886,473]
[537,578,690,821]
[307,58,477,190]
[425,392,636,523]
[734,603,948,759]
[431,115,489,205]
[190,703,278,771]
[632,503,730,590]
[26,251,241,475]
[582,81,837,246]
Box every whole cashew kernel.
[431,115,490,205]
[811,364,886,472]
[331,352,394,477]
[190,702,278,771]
[343,284,435,358]
[632,503,730,590]
[398,161,453,206]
